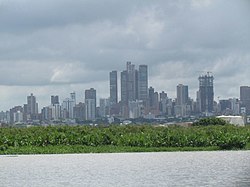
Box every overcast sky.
[0,0,250,110]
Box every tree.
[193,117,227,126]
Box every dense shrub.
[0,125,249,151]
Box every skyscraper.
[176,84,189,117]
[70,92,76,105]
[27,93,38,115]
[198,73,214,114]
[159,91,168,115]
[51,95,59,105]
[62,98,75,119]
[240,86,250,114]
[148,86,155,108]
[99,98,110,117]
[50,95,61,120]
[85,88,96,120]
[126,61,137,102]
[109,71,118,105]
[121,70,128,104]
[73,102,85,121]
[176,84,189,106]
[138,65,148,101]
[120,61,137,103]
[121,62,148,103]
[120,62,149,118]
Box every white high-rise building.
[129,100,144,119]
[62,98,75,119]
[13,111,23,123]
[52,104,61,120]
[99,98,110,117]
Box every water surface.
[1,151,250,186]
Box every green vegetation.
[0,125,250,154]
[193,117,228,126]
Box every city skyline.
[0,0,250,110]
[0,62,247,124]
[0,65,248,112]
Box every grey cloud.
[0,0,250,110]
[0,0,146,32]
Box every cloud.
[0,0,250,110]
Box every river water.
[1,151,250,187]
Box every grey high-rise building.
[121,70,128,104]
[160,91,168,101]
[148,86,155,108]
[138,65,148,101]
[240,86,250,114]
[110,71,118,105]
[10,106,23,124]
[27,93,38,115]
[126,61,137,102]
[85,88,96,120]
[148,86,159,111]
[175,84,189,117]
[121,62,148,103]
[51,95,59,105]
[70,92,76,105]
[176,84,189,105]
[73,102,85,121]
[198,73,214,113]
[120,62,137,104]
[159,91,168,115]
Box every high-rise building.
[176,84,189,105]
[198,73,214,114]
[73,102,85,121]
[160,91,168,101]
[219,99,231,114]
[230,98,240,115]
[70,92,76,105]
[51,95,59,105]
[10,106,23,124]
[120,62,137,103]
[27,93,38,115]
[148,86,159,115]
[110,71,118,105]
[128,100,144,119]
[148,86,155,108]
[62,98,75,119]
[126,61,137,102]
[13,110,23,123]
[51,104,61,120]
[121,70,128,104]
[99,98,110,117]
[41,106,52,121]
[153,92,159,110]
[159,91,168,115]
[138,65,148,101]
[240,86,250,114]
[120,62,149,118]
[175,84,190,117]
[85,88,96,120]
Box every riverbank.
[1,125,250,154]
[0,145,221,154]
[1,144,250,155]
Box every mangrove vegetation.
[0,124,250,154]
